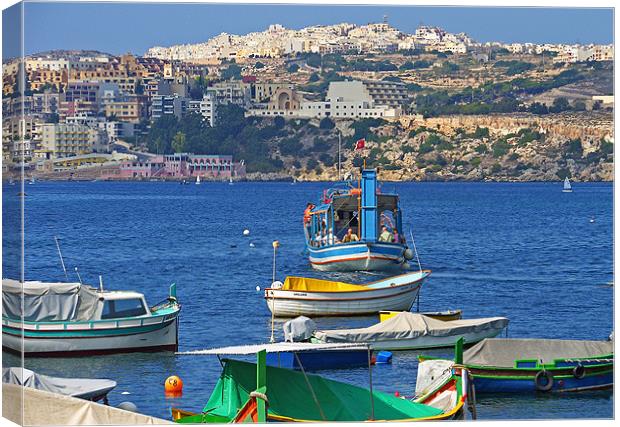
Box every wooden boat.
[3,367,116,403]
[304,168,415,272]
[563,177,573,192]
[311,312,509,350]
[178,342,373,371]
[264,270,430,317]
[2,279,181,356]
[379,309,462,322]
[172,348,475,422]
[420,338,613,393]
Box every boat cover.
[463,338,615,368]
[313,312,509,344]
[282,276,366,292]
[283,316,316,342]
[178,358,444,423]
[2,279,100,322]
[2,367,116,400]
[2,383,170,425]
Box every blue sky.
[3,2,614,59]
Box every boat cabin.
[96,291,150,320]
[306,169,404,247]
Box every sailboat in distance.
[563,177,573,193]
[196,175,201,185]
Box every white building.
[37,123,109,160]
[246,80,401,120]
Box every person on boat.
[342,228,359,243]
[303,203,314,225]
[326,228,338,245]
[378,226,394,242]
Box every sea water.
[2,181,613,420]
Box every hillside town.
[2,20,614,181]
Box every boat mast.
[338,131,341,181]
[54,236,68,280]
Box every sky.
[2,2,615,59]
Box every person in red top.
[303,203,314,225]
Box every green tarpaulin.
[179,359,443,423]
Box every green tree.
[287,63,300,73]
[172,131,186,153]
[319,117,335,130]
[273,116,285,129]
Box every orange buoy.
[165,375,183,394]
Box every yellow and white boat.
[264,270,430,317]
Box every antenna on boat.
[337,130,342,181]
[409,229,423,273]
[74,267,83,285]
[270,240,280,343]
[99,275,104,292]
[54,236,68,280]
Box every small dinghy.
[420,338,613,393]
[2,367,116,402]
[311,312,509,350]
[264,271,430,317]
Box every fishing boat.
[309,312,509,350]
[3,367,116,403]
[2,279,181,356]
[563,177,573,192]
[264,271,430,317]
[420,338,613,393]
[304,168,415,272]
[379,309,463,322]
[172,348,475,422]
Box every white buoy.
[243,229,250,236]
[249,242,255,248]
[255,285,261,292]
[121,391,131,395]
[590,217,596,223]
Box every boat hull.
[468,365,613,393]
[307,242,407,272]
[2,317,179,356]
[265,349,370,370]
[265,275,426,317]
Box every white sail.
[563,177,572,192]
[196,175,201,185]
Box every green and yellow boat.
[173,347,475,423]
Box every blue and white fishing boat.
[2,279,181,356]
[304,168,414,271]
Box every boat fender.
[117,401,138,412]
[573,363,586,379]
[404,248,414,260]
[534,370,554,392]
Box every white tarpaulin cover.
[2,383,171,425]
[3,368,116,401]
[313,312,509,343]
[2,279,100,322]
[283,316,316,342]
[463,338,615,368]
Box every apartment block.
[37,123,109,159]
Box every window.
[101,298,147,319]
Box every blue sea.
[2,181,614,420]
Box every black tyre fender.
[534,370,554,392]
[573,363,586,379]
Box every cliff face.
[291,112,614,182]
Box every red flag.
[354,138,365,150]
